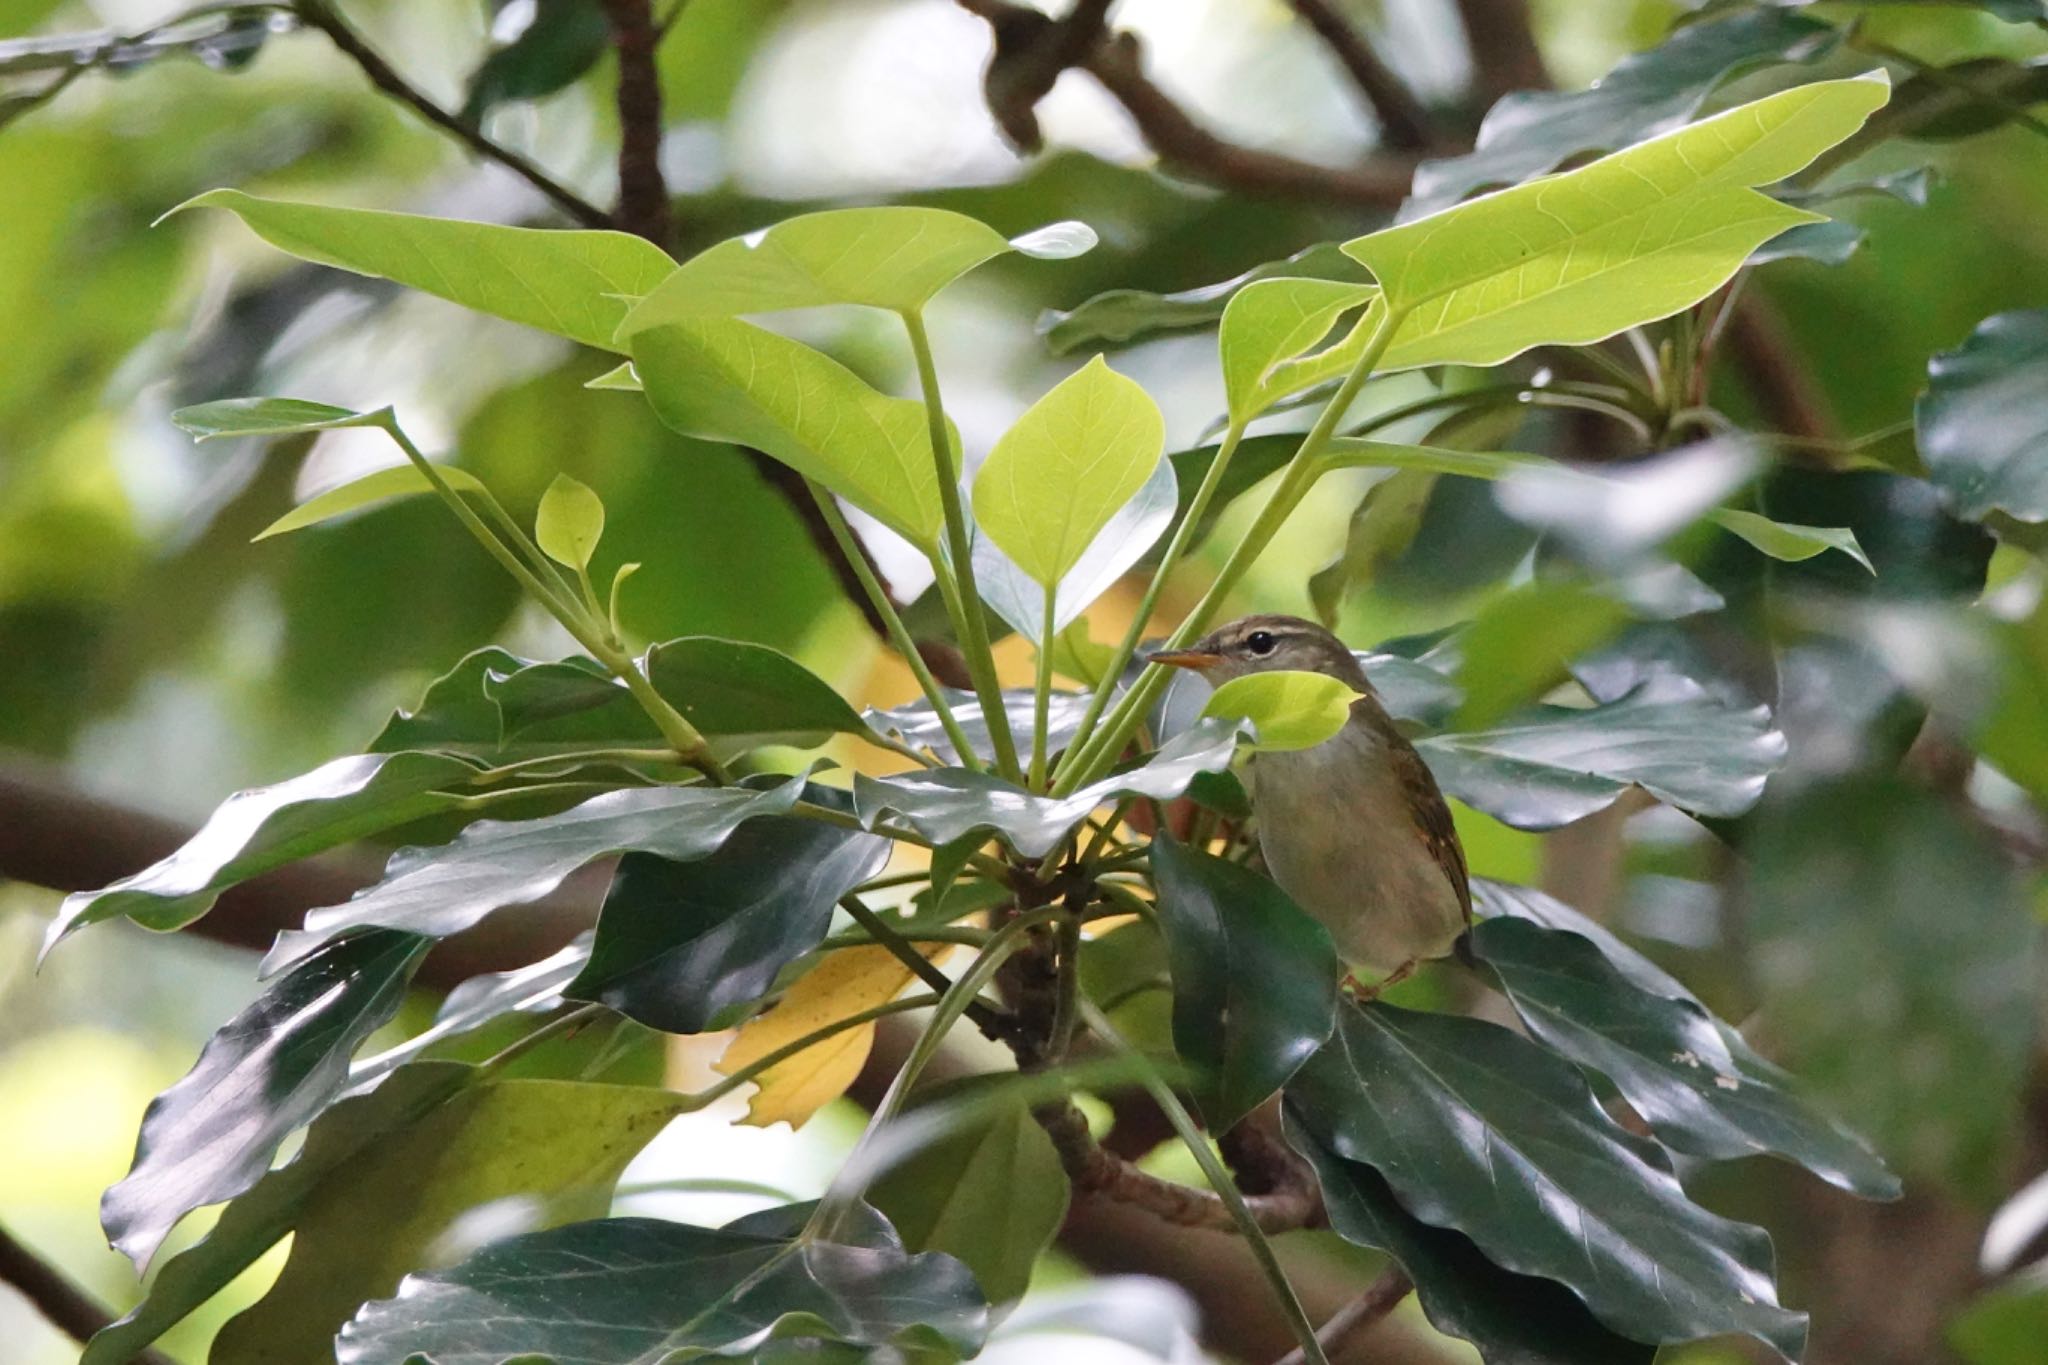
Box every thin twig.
[0,1221,177,1365]
[291,1,610,228]
[1285,0,1435,150]
[597,0,672,247]
[1272,1267,1416,1365]
[1449,0,1548,106]
[1034,1102,1324,1233]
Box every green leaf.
[1917,309,2048,523]
[1443,580,1635,728]
[1473,876,1699,1005]
[1039,241,1365,354]
[1407,8,1838,214]
[1199,670,1359,752]
[856,718,1244,858]
[566,807,891,1034]
[213,1076,683,1364]
[617,206,1093,335]
[645,636,875,748]
[867,687,1096,767]
[42,751,476,950]
[1218,276,1379,423]
[1285,1002,1805,1357]
[1747,778,2040,1195]
[171,396,389,441]
[1472,916,1899,1199]
[1713,507,1874,571]
[1753,166,1937,268]
[535,472,605,570]
[459,0,610,122]
[1150,836,1339,1130]
[255,463,491,540]
[1309,470,1438,625]
[84,1063,477,1365]
[972,355,1165,586]
[101,930,429,1268]
[171,190,674,351]
[585,359,641,390]
[262,774,810,973]
[1285,1117,1660,1365]
[336,1204,989,1365]
[1346,73,1890,371]
[870,1080,1071,1304]
[1421,677,1786,830]
[631,315,953,548]
[1952,1285,2048,1365]
[975,458,1178,643]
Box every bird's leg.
[1341,958,1420,1003]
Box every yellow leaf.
[715,944,946,1130]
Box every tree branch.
[1274,1267,1417,1365]
[0,1220,176,1365]
[1450,0,1548,107]
[292,1,611,229]
[1284,0,1435,151]
[1034,1100,1324,1233]
[597,0,672,247]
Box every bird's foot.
[1341,959,1420,1004]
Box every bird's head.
[1148,614,1372,689]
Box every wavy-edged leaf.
[102,930,429,1268]
[868,686,1094,767]
[567,807,891,1034]
[1917,309,2048,523]
[1039,241,1364,353]
[1473,916,1899,1199]
[336,1204,989,1365]
[1754,166,1936,267]
[1286,1116,1659,1365]
[263,775,810,973]
[1150,836,1338,1130]
[171,191,673,350]
[1200,670,1360,752]
[83,1062,477,1365]
[644,636,873,748]
[632,315,952,547]
[619,206,1092,336]
[975,457,1178,644]
[43,751,476,952]
[1219,276,1378,423]
[255,463,491,540]
[1285,1002,1805,1357]
[1347,73,1890,372]
[972,355,1165,586]
[213,1078,685,1365]
[855,718,1243,858]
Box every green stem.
[1052,306,1408,796]
[807,480,982,772]
[479,1002,605,1073]
[1030,586,1057,789]
[1081,1002,1330,1365]
[1047,914,1083,1060]
[899,308,1022,780]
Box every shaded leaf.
[1472,916,1899,1199]
[336,1204,989,1365]
[1200,669,1360,752]
[1714,508,1874,571]
[975,457,1178,644]
[1917,309,2048,523]
[1285,1002,1805,1357]
[567,808,891,1034]
[44,751,476,950]
[172,396,387,441]
[1309,468,1437,625]
[1154,433,1298,561]
[460,0,609,122]
[1286,1116,1660,1365]
[263,775,810,973]
[645,636,874,748]
[212,1078,684,1365]
[1039,241,1364,353]
[535,472,605,569]
[868,687,1095,767]
[172,191,673,351]
[1150,836,1339,1130]
[102,930,429,1268]
[256,463,491,540]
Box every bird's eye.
[1245,630,1277,656]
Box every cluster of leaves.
[38,3,2048,1361]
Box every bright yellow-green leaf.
[584,361,641,391]
[253,464,487,540]
[616,207,1094,337]
[1049,619,1116,688]
[972,355,1165,587]
[715,944,944,1130]
[1201,670,1360,752]
[173,397,387,442]
[1338,73,1889,371]
[170,190,674,352]
[630,316,955,549]
[1219,276,1378,423]
[535,473,604,570]
[1713,508,1874,573]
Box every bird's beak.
[1148,648,1223,671]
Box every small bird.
[1150,614,1470,992]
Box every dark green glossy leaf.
[1865,54,2048,145]
[870,1080,1070,1303]
[1472,877,1697,1005]
[102,930,429,1268]
[567,807,890,1033]
[868,686,1094,766]
[1150,836,1338,1130]
[1747,778,2039,1195]
[1038,242,1363,353]
[1285,1002,1804,1357]
[84,1063,477,1365]
[1917,309,2048,523]
[1406,9,1837,215]
[43,750,477,952]
[460,0,610,122]
[263,775,809,972]
[1472,916,1899,1199]
[214,1077,685,1365]
[855,718,1243,857]
[1285,1116,1659,1365]
[1754,166,1936,267]
[336,1204,989,1365]
[644,636,873,747]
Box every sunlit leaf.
[1218,276,1378,423]
[535,472,605,570]
[1917,309,2048,523]
[254,463,491,540]
[618,206,1093,335]
[867,687,1096,767]
[1199,670,1359,752]
[171,191,674,350]
[1039,241,1364,354]
[172,396,388,441]
[1714,508,1874,571]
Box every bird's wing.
[1387,726,1472,923]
